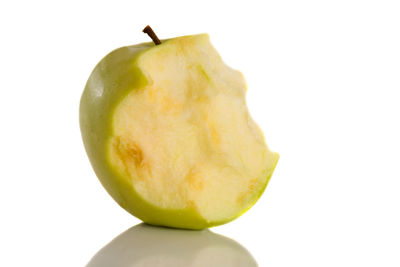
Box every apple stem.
[143,25,161,45]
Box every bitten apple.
[80,27,279,229]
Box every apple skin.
[80,36,278,229]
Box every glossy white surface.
[1,0,400,266]
[87,224,257,267]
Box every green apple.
[80,28,279,229]
[87,223,258,267]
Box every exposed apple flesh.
[80,33,278,229]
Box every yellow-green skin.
[80,37,278,229]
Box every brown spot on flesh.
[112,136,150,178]
[126,143,144,167]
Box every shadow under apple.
[86,223,258,267]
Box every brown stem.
[143,25,161,45]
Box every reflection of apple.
[86,223,258,267]
[80,26,279,229]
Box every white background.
[1,0,399,266]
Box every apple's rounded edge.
[79,42,153,223]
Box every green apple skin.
[80,36,278,230]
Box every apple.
[86,223,258,267]
[80,26,279,229]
